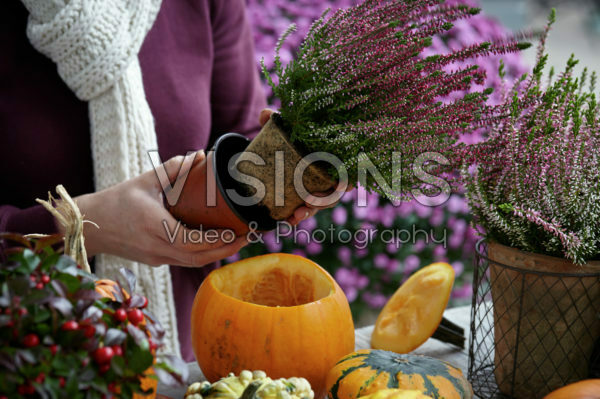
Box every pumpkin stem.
[432,317,465,349]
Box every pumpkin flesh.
[371,263,455,354]
[191,254,355,399]
[326,349,472,399]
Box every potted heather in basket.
[462,10,600,399]
[169,0,528,232]
[0,233,187,398]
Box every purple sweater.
[0,0,267,361]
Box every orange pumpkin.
[326,349,472,399]
[371,262,455,354]
[191,253,355,398]
[543,380,600,399]
[95,279,157,399]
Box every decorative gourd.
[185,370,314,399]
[543,380,600,399]
[326,349,473,399]
[371,263,455,353]
[191,253,355,399]
[358,389,433,399]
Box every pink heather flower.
[414,203,432,219]
[226,252,241,263]
[449,232,464,250]
[380,204,396,228]
[343,286,358,303]
[386,242,399,254]
[291,248,306,258]
[451,261,465,277]
[353,203,369,220]
[386,259,401,273]
[451,282,473,299]
[332,206,348,225]
[299,216,317,232]
[429,207,445,227]
[374,254,388,269]
[362,292,388,309]
[433,245,447,260]
[306,242,323,255]
[413,239,427,253]
[354,248,367,258]
[264,232,282,253]
[404,254,420,275]
[447,195,466,214]
[338,246,352,266]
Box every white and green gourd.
[185,370,314,399]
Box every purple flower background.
[233,0,530,318]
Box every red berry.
[81,357,90,367]
[61,320,79,331]
[3,308,10,315]
[27,386,35,395]
[50,344,58,355]
[127,309,144,326]
[149,339,158,352]
[99,363,111,374]
[111,345,123,357]
[17,308,28,316]
[17,385,28,395]
[113,308,127,322]
[35,373,45,384]
[108,382,118,393]
[82,324,96,338]
[35,282,44,290]
[41,274,50,284]
[93,347,114,364]
[140,296,148,309]
[29,274,37,282]
[23,333,39,348]
[59,377,66,388]
[6,320,14,328]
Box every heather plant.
[244,0,530,316]
[463,9,600,264]
[262,0,528,197]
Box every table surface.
[158,305,472,399]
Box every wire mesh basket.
[468,240,600,399]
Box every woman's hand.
[259,108,352,225]
[70,151,248,267]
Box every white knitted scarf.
[21,0,180,356]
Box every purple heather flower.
[332,206,348,225]
[451,282,473,300]
[299,216,317,232]
[226,252,241,263]
[429,207,445,227]
[386,242,399,254]
[433,245,447,260]
[386,259,401,273]
[291,248,306,258]
[338,246,352,266]
[413,239,426,253]
[451,261,465,277]
[362,292,388,309]
[374,254,388,269]
[380,204,396,228]
[403,254,420,275]
[354,247,367,258]
[306,242,323,255]
[263,231,282,253]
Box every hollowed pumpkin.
[543,380,600,399]
[326,349,472,399]
[191,253,355,399]
[371,263,454,354]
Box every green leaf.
[111,355,126,376]
[129,345,154,374]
